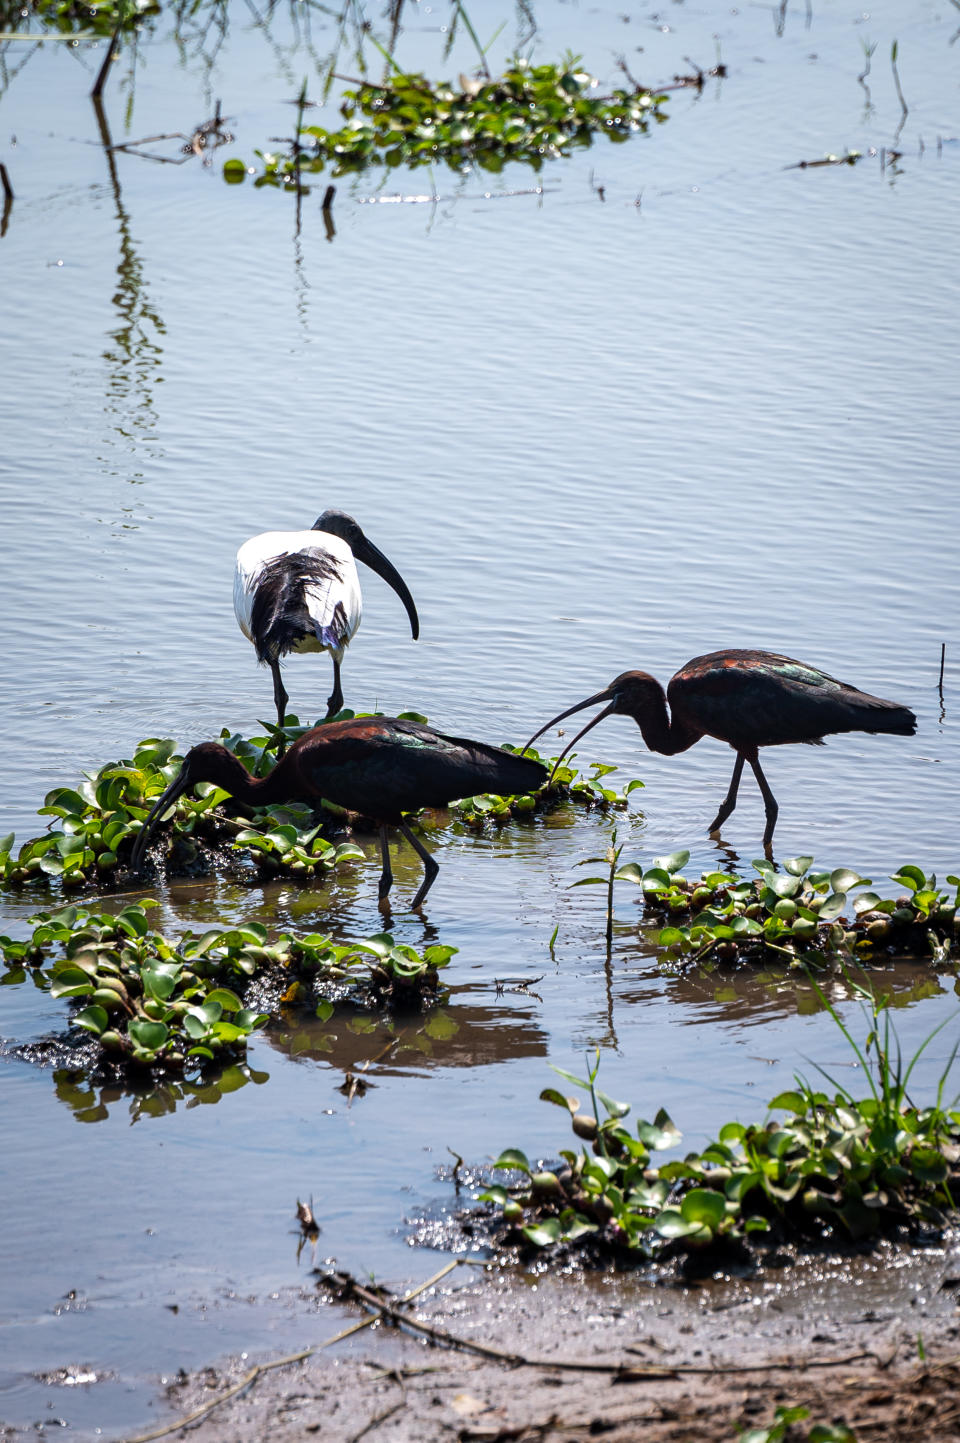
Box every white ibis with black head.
[234,509,419,752]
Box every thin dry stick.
[939,643,946,692]
[294,77,307,235]
[347,1396,406,1443]
[0,163,12,202]
[118,1260,461,1443]
[330,1276,882,1378]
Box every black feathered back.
[249,550,345,663]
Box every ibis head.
[314,510,419,641]
[524,670,660,770]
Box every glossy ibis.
[234,510,419,752]
[130,717,546,911]
[524,649,916,851]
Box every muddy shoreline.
[125,1242,960,1443]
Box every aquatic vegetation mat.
[472,991,960,1265]
[0,716,643,896]
[593,850,959,968]
[229,57,667,186]
[0,0,158,38]
[0,900,456,1075]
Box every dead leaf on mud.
[451,1391,487,1417]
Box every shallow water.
[1,0,958,1433]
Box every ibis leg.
[325,659,344,721]
[401,821,440,911]
[749,753,779,855]
[270,661,290,757]
[377,824,394,915]
[709,753,745,834]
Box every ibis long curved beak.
[353,537,420,641]
[522,686,618,780]
[129,768,193,872]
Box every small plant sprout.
[572,829,628,947]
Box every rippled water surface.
[2,0,958,1432]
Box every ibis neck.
[204,749,296,807]
[629,687,700,757]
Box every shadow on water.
[37,985,547,1123]
[265,985,548,1075]
[51,1056,271,1123]
[614,949,956,1028]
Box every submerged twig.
[109,108,233,165]
[0,161,12,238]
[91,22,122,100]
[346,1397,406,1443]
[786,151,862,170]
[357,186,552,204]
[321,182,336,240]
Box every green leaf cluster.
[0,902,268,1068]
[452,749,643,828]
[233,58,667,186]
[0,720,380,894]
[1,905,458,1075]
[282,928,456,1010]
[0,0,159,39]
[233,822,365,877]
[602,853,958,967]
[740,1406,858,1443]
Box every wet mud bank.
[150,1245,960,1443]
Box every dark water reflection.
[266,987,548,1076]
[92,98,166,480]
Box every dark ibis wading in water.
[234,510,419,753]
[524,649,916,852]
[130,718,546,911]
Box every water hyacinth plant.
[476,993,960,1263]
[452,750,643,828]
[0,0,159,38]
[582,850,959,967]
[0,903,458,1076]
[229,57,668,186]
[1,901,269,1070]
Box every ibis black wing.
[291,718,546,819]
[669,650,916,750]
